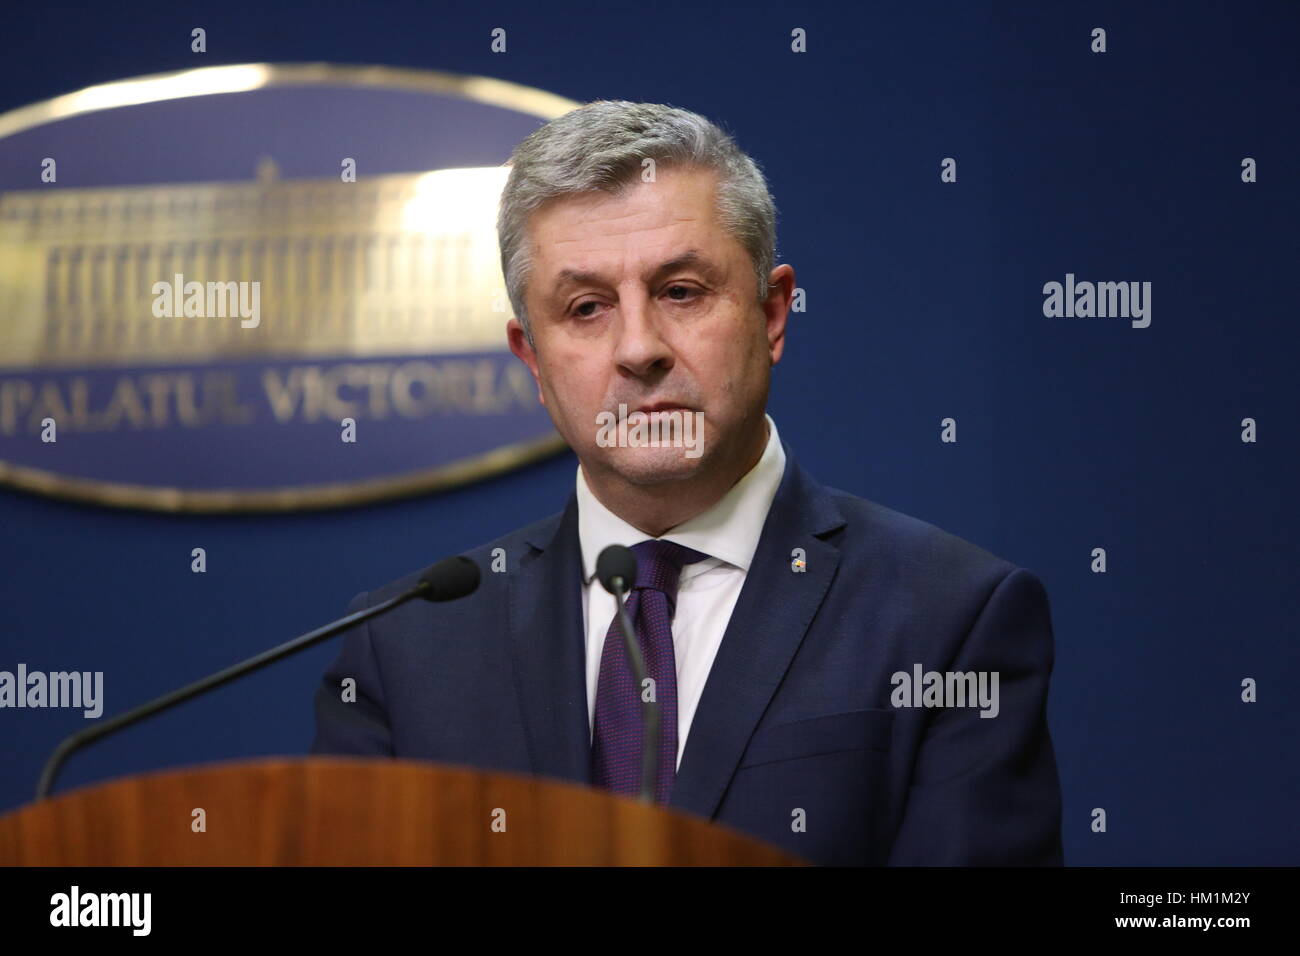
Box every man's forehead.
[549,248,727,290]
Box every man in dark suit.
[311,100,1064,866]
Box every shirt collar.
[577,414,786,584]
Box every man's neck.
[581,417,770,538]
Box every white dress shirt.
[578,414,786,770]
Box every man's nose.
[613,292,674,378]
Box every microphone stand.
[36,583,434,800]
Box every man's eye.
[665,285,700,301]
[571,300,602,318]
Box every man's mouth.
[636,402,690,415]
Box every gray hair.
[496,100,778,347]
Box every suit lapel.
[668,450,846,819]
[507,494,593,786]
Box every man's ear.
[763,263,795,365]
[507,318,546,407]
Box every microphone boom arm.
[36,582,432,800]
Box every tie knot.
[629,539,708,608]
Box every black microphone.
[417,555,480,602]
[596,546,637,596]
[595,544,659,805]
[35,555,481,799]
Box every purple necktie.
[591,539,708,803]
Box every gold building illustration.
[0,164,513,368]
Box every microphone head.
[596,545,637,595]
[417,555,481,602]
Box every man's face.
[507,164,788,489]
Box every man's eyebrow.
[549,249,724,295]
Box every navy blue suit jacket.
[311,445,1064,865]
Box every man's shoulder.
[804,481,1052,634]
[817,482,1022,585]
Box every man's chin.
[599,446,707,486]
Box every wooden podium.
[0,757,805,866]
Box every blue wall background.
[1,0,1295,865]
